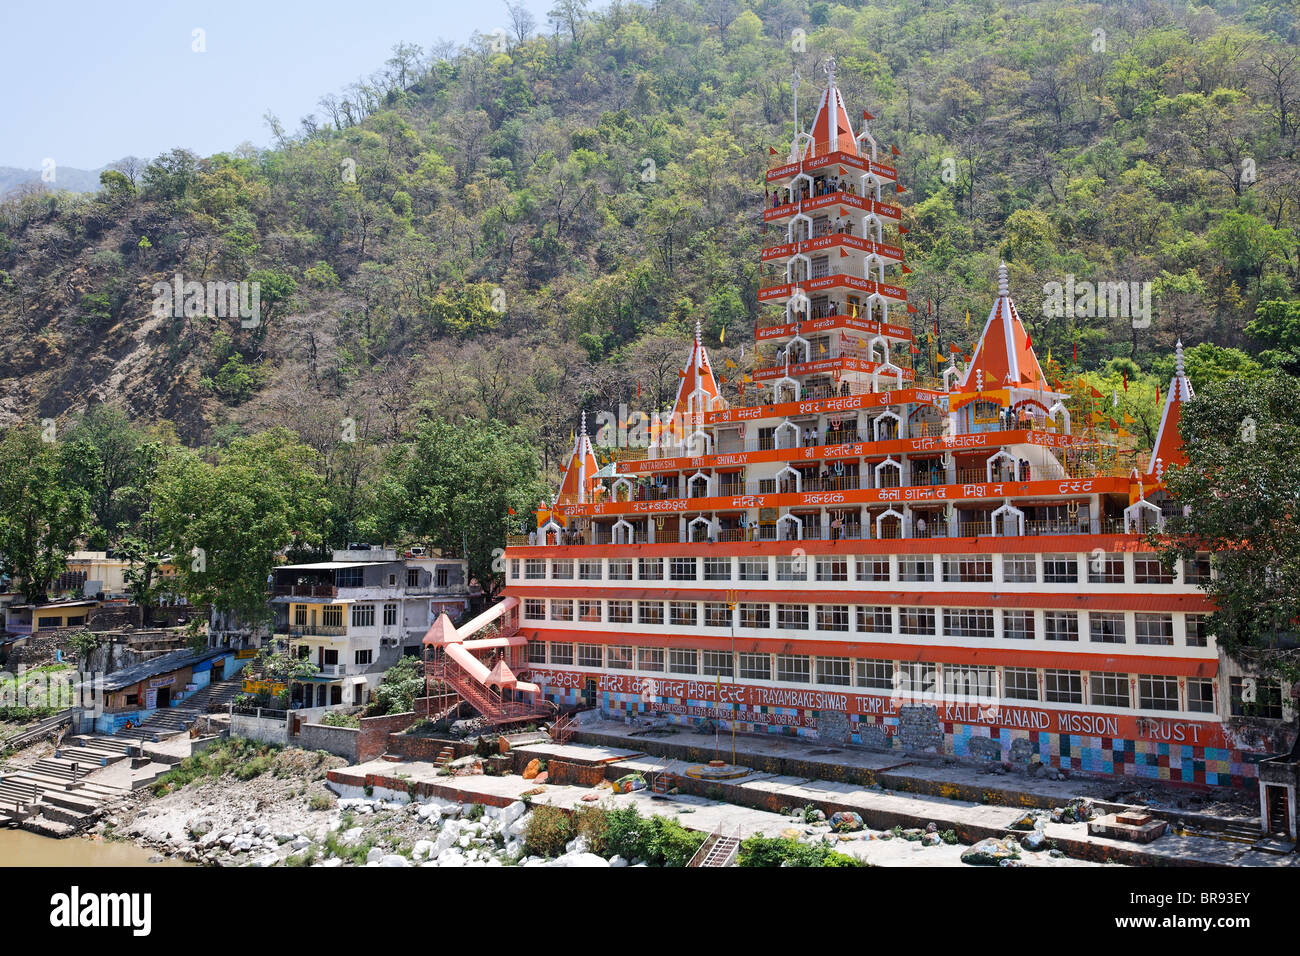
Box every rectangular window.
[608,601,632,624]
[1088,553,1125,584]
[577,644,603,668]
[607,645,633,670]
[738,653,770,681]
[1004,667,1039,701]
[351,604,375,628]
[856,659,894,691]
[1044,669,1083,704]
[1134,555,1174,585]
[578,600,601,623]
[336,568,363,588]
[1044,611,1079,642]
[670,557,697,581]
[898,607,935,636]
[702,650,733,677]
[552,559,574,580]
[670,602,697,627]
[527,642,547,664]
[777,604,809,630]
[1184,614,1209,648]
[1137,675,1178,711]
[355,649,373,666]
[510,558,519,580]
[897,662,936,697]
[323,605,343,628]
[1183,554,1212,585]
[817,605,850,632]
[550,643,573,665]
[855,556,890,582]
[524,599,546,621]
[1043,554,1078,584]
[816,557,848,582]
[638,558,663,580]
[943,664,996,700]
[703,602,730,627]
[609,560,633,581]
[1003,554,1037,583]
[525,559,546,580]
[550,600,573,623]
[294,605,307,626]
[579,560,602,581]
[739,603,770,629]
[407,568,420,588]
[1089,612,1126,644]
[898,557,933,582]
[1134,613,1174,646]
[776,556,807,581]
[817,656,852,686]
[703,557,731,581]
[775,654,811,683]
[1001,610,1034,641]
[1186,678,1215,714]
[943,608,995,640]
[435,567,449,587]
[1230,677,1284,719]
[857,605,893,634]
[638,647,664,672]
[383,603,398,627]
[738,558,768,581]
[637,602,664,626]
[1089,672,1129,708]
[669,648,698,675]
[943,555,992,583]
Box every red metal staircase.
[425,655,552,728]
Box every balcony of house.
[287,624,349,639]
[272,584,339,599]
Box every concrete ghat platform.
[326,757,1097,867]
[329,749,1299,867]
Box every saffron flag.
[863,110,873,120]
[719,326,725,344]
[508,506,516,515]
[724,358,736,369]
[965,309,970,328]
[1025,333,1033,348]
[891,144,900,155]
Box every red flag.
[1156,384,1160,403]
[863,110,873,120]
[839,207,849,216]
[910,344,920,354]
[637,380,642,399]
[896,184,906,193]
[891,144,900,155]
[898,225,909,234]
[906,304,917,313]
[839,166,847,175]
[1073,342,1078,362]
[508,506,516,515]
[1025,333,1032,348]
[840,248,848,257]
[1122,370,1128,392]
[769,146,777,155]
[901,264,912,274]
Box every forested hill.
[2,0,1299,480]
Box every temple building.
[494,65,1295,795]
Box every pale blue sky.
[1,0,556,169]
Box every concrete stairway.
[131,678,241,738]
[0,753,128,830]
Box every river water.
[0,829,187,866]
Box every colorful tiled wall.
[539,680,1259,789]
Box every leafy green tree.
[1154,373,1300,681]
[151,429,330,622]
[371,417,546,594]
[62,406,159,547]
[0,426,92,602]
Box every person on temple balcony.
[916,515,928,537]
[528,529,536,546]
[831,513,843,541]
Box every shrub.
[573,806,706,866]
[319,711,360,728]
[308,793,334,811]
[736,835,865,868]
[523,805,574,858]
